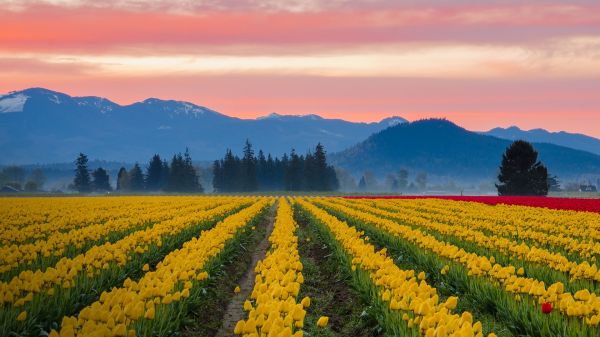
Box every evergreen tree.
[28,168,46,191]
[212,160,223,192]
[183,148,203,192]
[241,140,257,191]
[92,167,112,191]
[160,160,170,189]
[548,175,561,192]
[326,166,339,191]
[256,150,268,190]
[397,169,409,190]
[496,140,549,196]
[117,167,129,191]
[415,172,427,190]
[166,150,202,193]
[129,163,145,191]
[221,149,239,192]
[303,152,316,190]
[73,153,91,193]
[313,143,329,190]
[358,176,367,191]
[285,149,303,191]
[145,154,164,191]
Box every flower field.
[1,196,600,337]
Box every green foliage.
[91,167,112,191]
[73,153,91,193]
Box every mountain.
[0,88,407,164]
[482,126,600,156]
[332,119,600,181]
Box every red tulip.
[541,302,553,314]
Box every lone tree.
[496,140,549,196]
[74,153,91,193]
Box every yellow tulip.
[316,316,329,328]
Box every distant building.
[579,185,598,192]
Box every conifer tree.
[117,167,129,191]
[496,140,549,196]
[73,153,91,193]
[92,167,112,191]
[145,154,163,191]
[128,163,145,191]
[241,140,257,191]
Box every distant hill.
[332,119,600,181]
[0,88,406,164]
[483,126,600,156]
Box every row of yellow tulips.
[0,197,218,246]
[319,198,600,326]
[298,198,495,337]
[0,198,250,309]
[375,199,600,260]
[234,198,307,337]
[49,198,272,337]
[0,198,231,275]
[386,198,600,241]
[338,198,600,283]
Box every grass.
[294,205,381,337]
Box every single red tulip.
[541,302,553,314]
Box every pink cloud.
[1,3,599,54]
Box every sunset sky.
[1,0,600,136]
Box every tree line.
[73,149,202,193]
[212,141,338,192]
[0,166,46,191]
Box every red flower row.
[342,195,600,213]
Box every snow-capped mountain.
[0,88,407,164]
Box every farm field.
[1,196,600,337]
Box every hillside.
[483,126,600,156]
[332,119,600,180]
[0,88,406,164]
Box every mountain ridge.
[0,88,407,164]
[332,119,600,181]
[482,126,600,156]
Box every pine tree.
[183,148,202,192]
[117,167,129,191]
[313,143,329,190]
[303,152,316,190]
[285,150,303,191]
[416,172,427,190]
[221,149,239,192]
[241,140,257,191]
[92,167,112,191]
[146,154,163,191]
[129,163,145,191]
[358,176,367,191]
[73,153,91,193]
[256,150,267,190]
[212,160,223,192]
[160,160,170,189]
[397,169,409,190]
[496,140,549,196]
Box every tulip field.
[1,196,600,337]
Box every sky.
[1,0,600,136]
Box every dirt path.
[214,201,278,337]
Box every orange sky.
[1,1,600,136]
